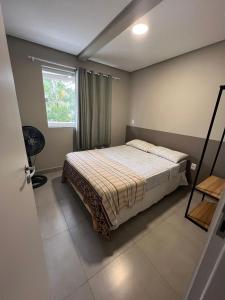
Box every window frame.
[41,65,77,129]
[47,121,76,128]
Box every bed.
[62,140,189,238]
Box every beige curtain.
[74,68,112,151]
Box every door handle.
[25,165,35,184]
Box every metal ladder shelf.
[185,85,225,231]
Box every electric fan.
[22,126,47,188]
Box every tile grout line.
[87,281,97,300]
[47,177,97,293]
[68,225,137,281]
[165,217,207,250]
[73,207,182,285]
[39,175,90,300]
[41,175,192,300]
[41,227,69,242]
[134,236,182,299]
[133,206,203,300]
[63,193,188,284]
[37,174,100,300]
[61,281,96,300]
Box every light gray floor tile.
[34,173,68,239]
[34,181,58,208]
[59,192,91,230]
[34,172,205,300]
[123,187,189,242]
[35,171,66,205]
[43,230,87,300]
[36,193,68,240]
[69,221,134,278]
[136,221,205,297]
[51,175,76,201]
[50,175,92,230]
[64,283,94,300]
[89,245,180,300]
[166,204,207,249]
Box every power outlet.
[191,163,197,171]
[131,119,135,125]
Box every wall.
[8,36,225,174]
[127,41,225,180]
[7,36,130,171]
[129,41,225,141]
[126,126,225,181]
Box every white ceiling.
[1,0,225,72]
[92,0,225,71]
[1,0,131,55]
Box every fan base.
[32,175,48,189]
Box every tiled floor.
[34,171,207,300]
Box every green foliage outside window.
[43,71,76,124]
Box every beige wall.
[7,36,130,171]
[8,36,225,170]
[129,41,225,141]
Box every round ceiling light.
[132,23,148,35]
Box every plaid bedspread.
[65,150,145,224]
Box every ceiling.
[1,0,225,72]
[1,0,132,55]
[92,0,225,71]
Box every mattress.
[63,145,188,235]
[96,145,187,191]
[113,171,187,228]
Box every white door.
[185,192,225,300]
[0,6,50,300]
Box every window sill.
[48,122,76,128]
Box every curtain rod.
[28,56,120,80]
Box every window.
[42,67,76,128]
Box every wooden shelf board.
[196,175,225,200]
[187,201,217,230]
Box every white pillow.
[149,146,188,163]
[126,139,155,152]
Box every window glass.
[42,67,76,128]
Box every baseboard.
[36,166,63,175]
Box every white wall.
[129,41,225,141]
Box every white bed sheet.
[98,145,187,191]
